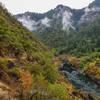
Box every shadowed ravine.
[59,63,100,97]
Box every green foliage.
[79,52,100,81]
[80,52,100,71]
[43,64,58,83]
[49,84,68,100]
[80,52,100,67]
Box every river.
[59,62,100,97]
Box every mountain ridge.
[15,0,100,32]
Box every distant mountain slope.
[15,0,100,56]
[62,17,100,57]
[16,5,74,31]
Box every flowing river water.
[58,62,100,97]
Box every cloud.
[18,15,38,31]
[41,17,50,27]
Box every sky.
[0,0,94,14]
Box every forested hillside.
[60,18,100,57]
[0,5,70,100]
[37,16,100,57]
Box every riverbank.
[54,54,100,99]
